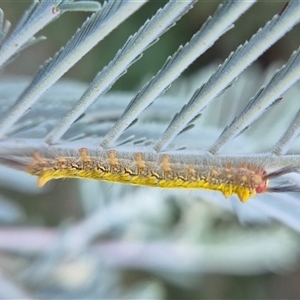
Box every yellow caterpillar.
[28,148,269,202]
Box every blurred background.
[1,1,300,299]
[2,1,299,89]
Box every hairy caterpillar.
[1,146,299,203]
[21,147,272,203]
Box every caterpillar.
[1,146,299,203]
[21,147,275,203]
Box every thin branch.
[271,108,300,155]
[0,8,11,45]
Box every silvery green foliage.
[1,1,300,298]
